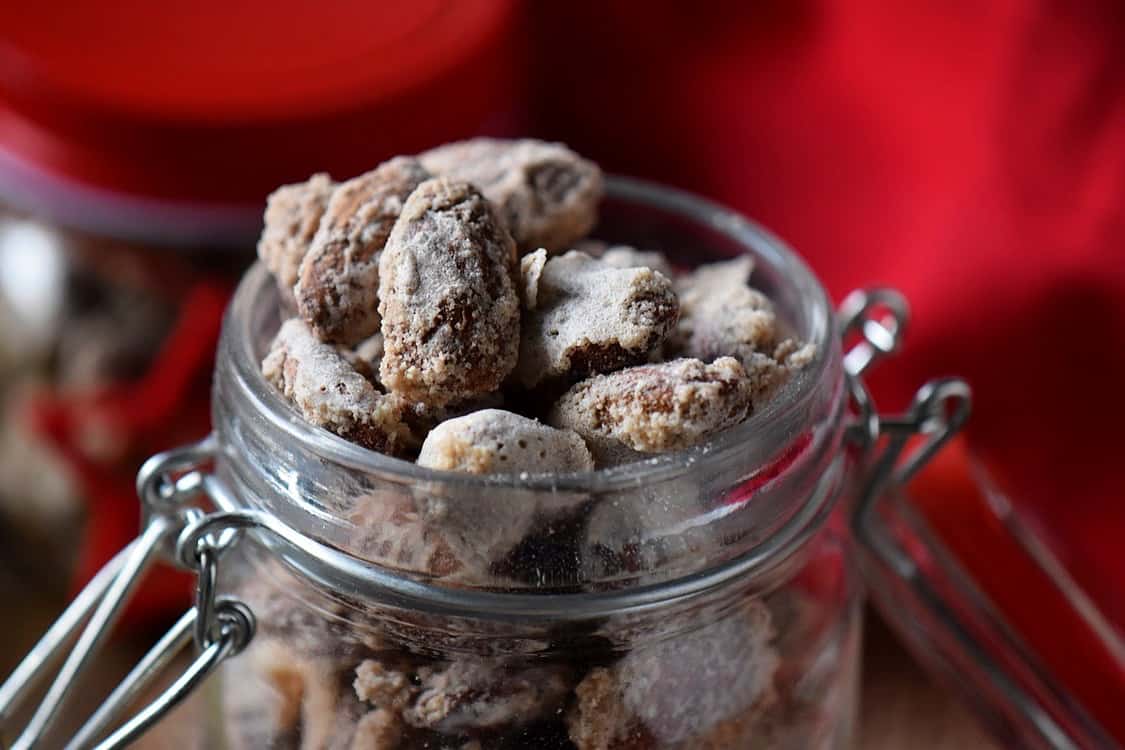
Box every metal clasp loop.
[838,287,973,572]
[852,378,972,577]
[840,287,911,450]
[839,292,1116,749]
[839,286,910,378]
[0,435,256,750]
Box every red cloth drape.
[528,0,1125,634]
[16,0,1122,728]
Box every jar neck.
[212,177,845,613]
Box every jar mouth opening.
[222,176,835,493]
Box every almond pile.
[258,138,813,477]
[242,139,823,750]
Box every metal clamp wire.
[851,377,973,580]
[0,543,136,725]
[136,434,217,514]
[846,377,1109,750]
[845,372,879,450]
[0,436,226,749]
[840,288,909,451]
[9,517,172,750]
[65,609,196,750]
[887,378,972,487]
[136,435,219,563]
[839,287,910,378]
[91,607,250,750]
[193,547,220,649]
[175,511,262,571]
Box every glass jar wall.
[207,179,861,749]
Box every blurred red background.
[0,0,1122,739]
[526,0,1125,634]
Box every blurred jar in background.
[0,219,222,588]
[0,0,522,621]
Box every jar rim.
[222,175,836,493]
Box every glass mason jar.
[206,177,860,750]
[0,177,971,750]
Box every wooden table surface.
[858,615,994,749]
[2,568,996,749]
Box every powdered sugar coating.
[774,338,817,370]
[262,318,412,455]
[518,248,548,310]
[549,357,754,461]
[581,475,709,576]
[420,138,603,253]
[673,257,818,409]
[378,177,520,408]
[416,398,589,568]
[354,657,573,737]
[599,245,676,279]
[566,601,779,748]
[257,173,334,293]
[338,331,384,386]
[677,254,754,293]
[670,255,778,366]
[417,409,593,475]
[736,343,819,411]
[415,411,594,569]
[354,659,416,711]
[672,256,779,365]
[565,667,647,750]
[350,708,403,749]
[739,351,793,404]
[414,491,533,583]
[295,157,431,345]
[618,599,778,744]
[515,251,679,388]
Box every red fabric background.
[527,0,1125,634]
[7,0,1121,735]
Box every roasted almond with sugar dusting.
[257,173,335,301]
[378,177,520,408]
[295,157,430,345]
[516,251,679,388]
[262,318,412,455]
[549,357,754,462]
[420,138,603,253]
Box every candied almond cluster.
[230,561,795,750]
[258,138,812,474]
[246,138,822,750]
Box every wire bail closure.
[839,293,1118,749]
[837,288,973,574]
[0,286,970,750]
[0,436,255,750]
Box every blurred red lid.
[0,1,520,207]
